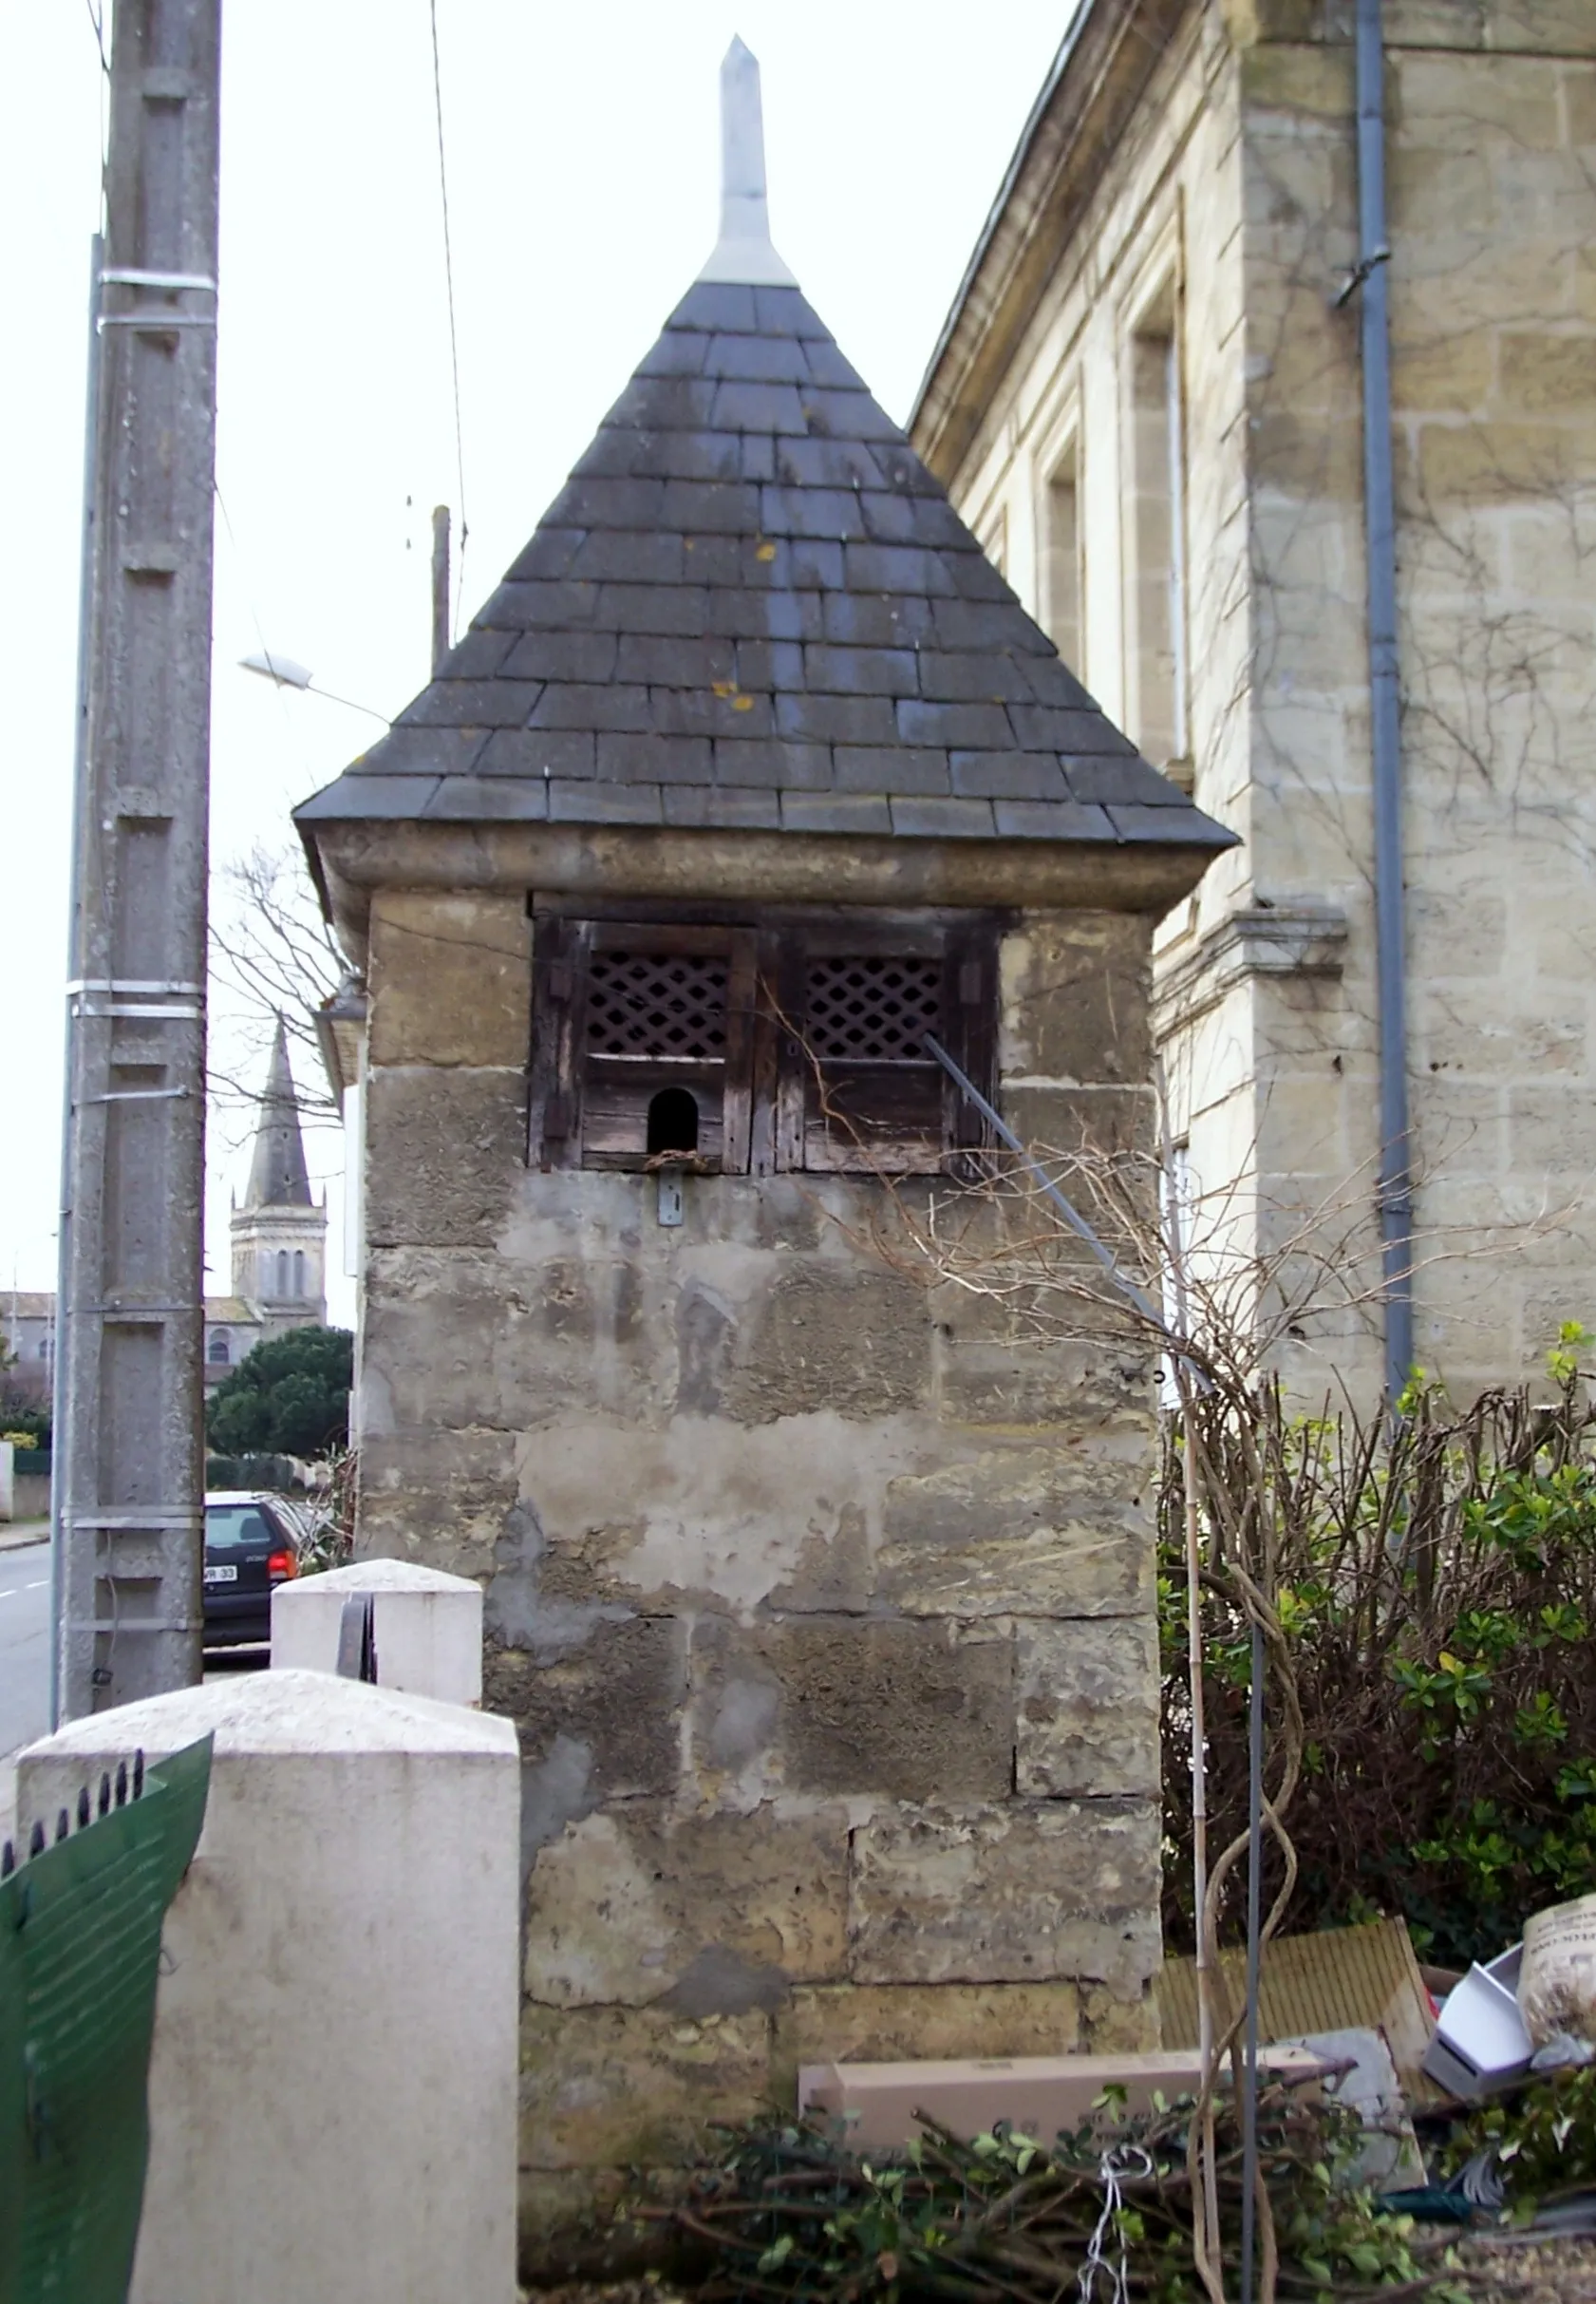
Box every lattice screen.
[585,951,729,1059]
[805,955,942,1062]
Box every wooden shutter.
[527,916,590,1171]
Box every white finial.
[698,37,798,288]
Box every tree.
[210,840,348,1123]
[206,1326,353,1459]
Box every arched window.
[293,1249,306,1297]
[276,1250,290,1296]
[208,1331,231,1366]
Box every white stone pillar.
[18,1669,518,2304]
[0,1439,12,1522]
[271,1556,484,1707]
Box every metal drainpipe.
[1355,0,1415,1403]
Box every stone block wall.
[353,886,1165,2255]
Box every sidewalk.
[0,1520,48,1550]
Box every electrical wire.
[428,0,469,642]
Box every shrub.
[205,1327,353,1460]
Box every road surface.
[0,1537,51,1765]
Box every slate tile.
[501,630,619,684]
[889,797,996,838]
[760,484,867,540]
[780,792,892,835]
[843,543,958,597]
[664,784,782,829]
[594,584,711,636]
[803,644,919,697]
[741,537,844,591]
[530,682,651,733]
[571,427,643,479]
[504,526,587,580]
[615,633,735,687]
[659,480,761,534]
[1023,655,1099,709]
[932,599,1053,652]
[993,800,1117,840]
[754,285,829,338]
[1066,757,1189,805]
[908,495,985,551]
[546,478,668,530]
[712,380,809,434]
[740,433,778,482]
[357,727,489,776]
[704,332,810,382]
[1105,802,1230,844]
[397,679,543,730]
[776,692,896,745]
[569,530,685,583]
[802,388,905,444]
[772,436,887,491]
[630,429,743,482]
[950,750,1070,801]
[678,535,740,584]
[834,746,952,796]
[550,781,664,825]
[479,729,596,779]
[916,649,1034,703]
[668,280,759,332]
[636,330,711,378]
[296,772,441,818]
[420,775,550,821]
[801,338,868,389]
[1010,705,1136,754]
[477,579,599,631]
[894,698,1012,748]
[596,732,712,784]
[651,687,776,740]
[872,444,943,497]
[714,739,832,790]
[948,552,1023,604]
[734,638,805,691]
[820,593,935,647]
[435,627,518,678]
[857,491,918,544]
[703,588,823,642]
[606,375,718,430]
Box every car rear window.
[206,1505,274,1552]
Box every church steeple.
[244,1017,312,1210]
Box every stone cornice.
[1153,905,1348,1035]
[909,0,1193,487]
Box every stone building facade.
[295,45,1230,2259]
[911,0,1596,1401]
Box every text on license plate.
[203,1564,238,1584]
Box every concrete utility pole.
[54,0,221,1720]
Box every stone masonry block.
[355,1426,517,1580]
[522,1802,849,2007]
[775,1980,1081,2104]
[877,1448,1155,1618]
[519,2002,769,2169]
[848,1801,1162,1993]
[722,1259,932,1423]
[689,1615,1014,1803]
[485,1617,686,1804]
[364,1067,526,1247]
[1001,1085,1156,1162]
[368,890,532,1067]
[999,913,1153,1086]
[1015,1618,1161,1798]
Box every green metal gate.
[0,1734,212,2304]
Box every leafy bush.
[1159,1328,1596,1969]
[205,1327,353,1460]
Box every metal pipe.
[1355,0,1414,1404]
[1239,1618,1266,2304]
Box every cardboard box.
[798,2047,1326,2152]
[1420,1946,1531,2099]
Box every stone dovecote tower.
[229,1017,327,1332]
[295,40,1232,2259]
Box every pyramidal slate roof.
[243,1017,312,1210]
[296,46,1230,859]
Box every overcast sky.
[3,2,1069,1325]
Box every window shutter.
[528,916,588,1171]
[944,919,999,1161]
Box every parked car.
[203,1490,300,1649]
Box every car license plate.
[203,1563,238,1585]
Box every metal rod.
[431,503,451,675]
[1240,1617,1266,2304]
[1354,0,1414,1406]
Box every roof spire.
[698,36,798,289]
[243,1015,312,1210]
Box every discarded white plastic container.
[1421,1945,1532,2098]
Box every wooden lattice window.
[530,911,996,1177]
